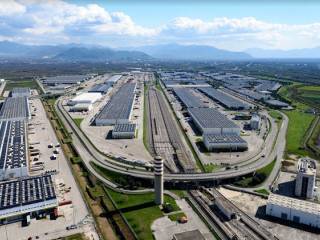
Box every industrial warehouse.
[0,120,28,180]
[11,87,30,98]
[112,123,136,139]
[42,74,91,86]
[173,88,207,108]
[68,92,102,112]
[0,96,30,120]
[0,87,60,226]
[198,87,251,110]
[188,107,241,135]
[203,134,248,152]
[266,193,320,229]
[95,82,136,125]
[0,174,57,222]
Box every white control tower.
[154,156,164,205]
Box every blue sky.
[1,1,320,50]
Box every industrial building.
[88,83,112,94]
[266,193,320,229]
[95,83,136,126]
[203,134,248,152]
[173,88,207,108]
[43,75,89,86]
[106,75,122,84]
[264,99,289,109]
[68,92,101,112]
[0,174,57,222]
[198,87,251,110]
[112,123,136,139]
[11,88,30,98]
[250,114,261,130]
[68,92,101,106]
[0,96,30,121]
[0,120,28,180]
[188,108,240,135]
[295,158,317,199]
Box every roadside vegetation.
[60,233,86,240]
[73,118,84,129]
[234,159,276,188]
[203,163,220,173]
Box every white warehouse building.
[68,92,101,112]
[266,194,320,229]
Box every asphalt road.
[55,97,287,184]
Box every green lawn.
[73,118,84,129]
[284,110,314,156]
[106,189,181,240]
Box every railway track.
[147,87,179,172]
[202,188,278,240]
[147,86,197,173]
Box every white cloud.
[1,1,320,50]
[0,0,26,16]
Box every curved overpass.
[55,97,287,183]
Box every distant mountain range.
[1,41,320,61]
[245,47,320,59]
[0,41,151,62]
[131,43,252,60]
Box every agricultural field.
[278,83,318,158]
[4,79,43,93]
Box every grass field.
[4,79,42,94]
[106,189,181,240]
[278,83,318,157]
[284,110,314,156]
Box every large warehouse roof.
[0,174,57,219]
[43,75,89,85]
[0,96,29,120]
[0,120,27,170]
[107,75,122,83]
[95,82,136,122]
[89,83,112,93]
[204,134,247,144]
[11,87,30,97]
[173,88,207,108]
[199,87,250,110]
[188,108,239,129]
[113,123,136,133]
[71,92,101,103]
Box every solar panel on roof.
[188,108,239,129]
[0,174,56,210]
[199,87,249,109]
[95,83,136,122]
[173,88,206,108]
[0,97,29,120]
